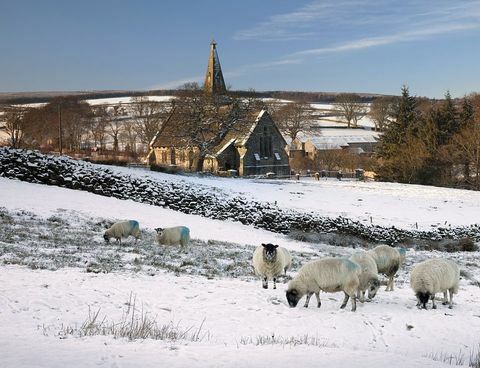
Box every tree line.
[375,86,480,190]
[1,96,171,158]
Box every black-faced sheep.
[349,251,381,302]
[252,243,292,289]
[103,220,141,244]
[155,226,190,248]
[410,258,460,309]
[286,258,361,312]
[368,245,406,291]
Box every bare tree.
[130,96,171,146]
[106,105,126,152]
[335,93,366,128]
[2,105,29,148]
[369,96,395,131]
[121,119,138,153]
[272,101,313,141]
[89,106,109,150]
[174,84,256,171]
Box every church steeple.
[204,39,226,94]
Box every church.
[148,41,290,177]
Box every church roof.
[150,108,285,156]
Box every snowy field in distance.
[1,176,480,367]
[85,95,175,105]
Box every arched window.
[259,126,272,158]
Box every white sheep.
[286,257,361,312]
[252,243,292,289]
[103,220,141,244]
[349,251,381,302]
[368,245,406,291]
[410,258,460,309]
[155,226,190,248]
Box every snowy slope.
[1,177,480,368]
[104,165,480,231]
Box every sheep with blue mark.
[104,220,141,245]
[252,243,292,289]
[368,245,406,291]
[286,257,361,312]
[155,226,190,249]
[349,251,381,302]
[410,258,460,310]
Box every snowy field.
[1,176,480,368]
[98,165,480,232]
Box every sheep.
[155,226,190,248]
[103,220,140,244]
[349,251,381,302]
[368,245,406,291]
[410,258,460,310]
[252,243,292,289]
[286,257,361,312]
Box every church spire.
[204,39,227,94]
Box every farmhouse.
[288,128,380,172]
[148,41,290,177]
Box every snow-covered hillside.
[1,176,480,368]
[2,148,480,245]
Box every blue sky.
[1,0,479,98]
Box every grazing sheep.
[349,251,381,302]
[368,245,406,291]
[410,258,460,310]
[286,257,361,312]
[103,220,140,244]
[155,226,190,248]
[252,243,292,289]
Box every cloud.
[234,0,366,41]
[293,23,480,56]
[234,0,480,42]
[149,75,204,90]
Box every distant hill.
[0,89,393,105]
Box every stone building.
[148,41,290,177]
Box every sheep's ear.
[274,245,279,248]
[261,243,267,247]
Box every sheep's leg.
[448,289,454,309]
[262,277,268,289]
[431,295,437,309]
[442,291,448,305]
[273,278,277,290]
[340,292,349,309]
[315,292,321,308]
[351,294,357,312]
[304,293,312,308]
[386,276,394,291]
[416,296,421,307]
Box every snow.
[1,264,476,368]
[1,173,480,367]
[85,96,175,106]
[93,165,480,231]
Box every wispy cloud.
[234,0,480,42]
[293,23,480,56]
[234,0,368,41]
[149,75,204,90]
